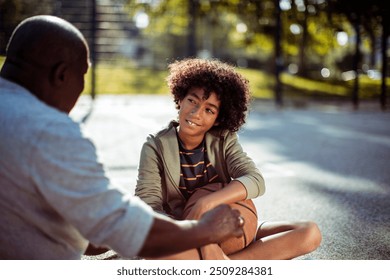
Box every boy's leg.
[229,221,322,260]
[150,244,229,260]
[147,248,202,260]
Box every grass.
[76,62,390,102]
[1,56,387,101]
[82,64,277,98]
[83,64,169,95]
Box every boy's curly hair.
[166,58,251,132]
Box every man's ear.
[50,62,68,87]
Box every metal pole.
[91,0,97,100]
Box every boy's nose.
[191,106,201,116]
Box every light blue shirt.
[0,77,153,259]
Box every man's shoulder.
[1,79,79,140]
[1,78,72,118]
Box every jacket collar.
[156,121,230,186]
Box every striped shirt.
[177,136,219,199]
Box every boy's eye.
[206,108,215,114]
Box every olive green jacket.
[135,121,265,218]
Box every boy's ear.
[50,62,68,86]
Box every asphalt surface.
[70,95,390,260]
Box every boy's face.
[178,87,220,140]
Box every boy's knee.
[301,221,322,252]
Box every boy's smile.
[177,87,220,149]
[185,120,200,126]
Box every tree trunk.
[187,0,197,57]
[352,18,361,110]
[298,0,308,77]
[274,0,283,107]
[380,19,388,110]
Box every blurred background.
[0,0,388,110]
[1,1,390,260]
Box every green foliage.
[306,13,337,57]
[125,0,189,37]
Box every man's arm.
[138,204,244,258]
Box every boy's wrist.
[196,196,216,213]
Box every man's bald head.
[6,15,89,67]
[1,15,90,113]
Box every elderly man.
[0,15,244,259]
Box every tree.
[326,0,389,109]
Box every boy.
[135,58,321,259]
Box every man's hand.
[139,204,244,258]
[198,204,244,244]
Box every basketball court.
[71,95,390,260]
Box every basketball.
[182,184,258,255]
